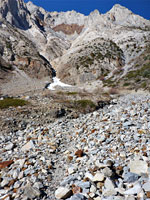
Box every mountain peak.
[109,4,132,15]
[112,4,129,9]
[90,9,100,16]
[26,1,38,13]
[105,3,150,28]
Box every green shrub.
[135,64,139,68]
[0,98,29,109]
[73,99,96,109]
[63,99,97,114]
[141,82,147,88]
[103,79,114,85]
[66,92,78,95]
[6,41,12,50]
[142,69,150,78]
[126,71,138,79]
[123,82,130,86]
[144,55,150,61]
[135,78,141,82]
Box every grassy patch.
[57,91,78,96]
[66,92,78,95]
[63,99,97,113]
[141,82,147,88]
[0,98,29,109]
[73,99,96,109]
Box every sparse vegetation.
[135,78,141,82]
[74,38,124,73]
[57,91,78,96]
[123,82,130,87]
[5,41,12,50]
[103,78,115,85]
[66,92,78,95]
[73,99,96,109]
[126,62,150,79]
[141,82,147,88]
[60,99,97,114]
[0,98,29,109]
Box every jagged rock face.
[0,21,54,95]
[25,1,72,61]
[49,5,150,85]
[45,10,86,27]
[0,0,30,30]
[0,21,53,77]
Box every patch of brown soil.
[53,23,84,35]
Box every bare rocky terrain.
[0,0,150,95]
[0,0,150,200]
[1,92,150,200]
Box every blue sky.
[24,0,150,20]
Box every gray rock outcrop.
[0,0,30,29]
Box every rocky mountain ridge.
[24,1,150,89]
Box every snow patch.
[48,77,72,90]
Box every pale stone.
[14,181,21,189]
[93,172,104,182]
[102,167,113,177]
[85,172,94,181]
[18,171,24,179]
[15,159,26,168]
[120,152,126,158]
[0,189,9,195]
[103,178,117,196]
[94,197,101,200]
[124,183,142,195]
[21,141,35,151]
[90,185,97,193]
[137,190,145,199]
[89,192,95,198]
[68,166,76,175]
[1,178,9,187]
[13,169,20,179]
[55,187,72,199]
[24,184,41,199]
[129,159,148,175]
[142,181,150,192]
[5,143,14,150]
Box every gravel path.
[0,93,150,200]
